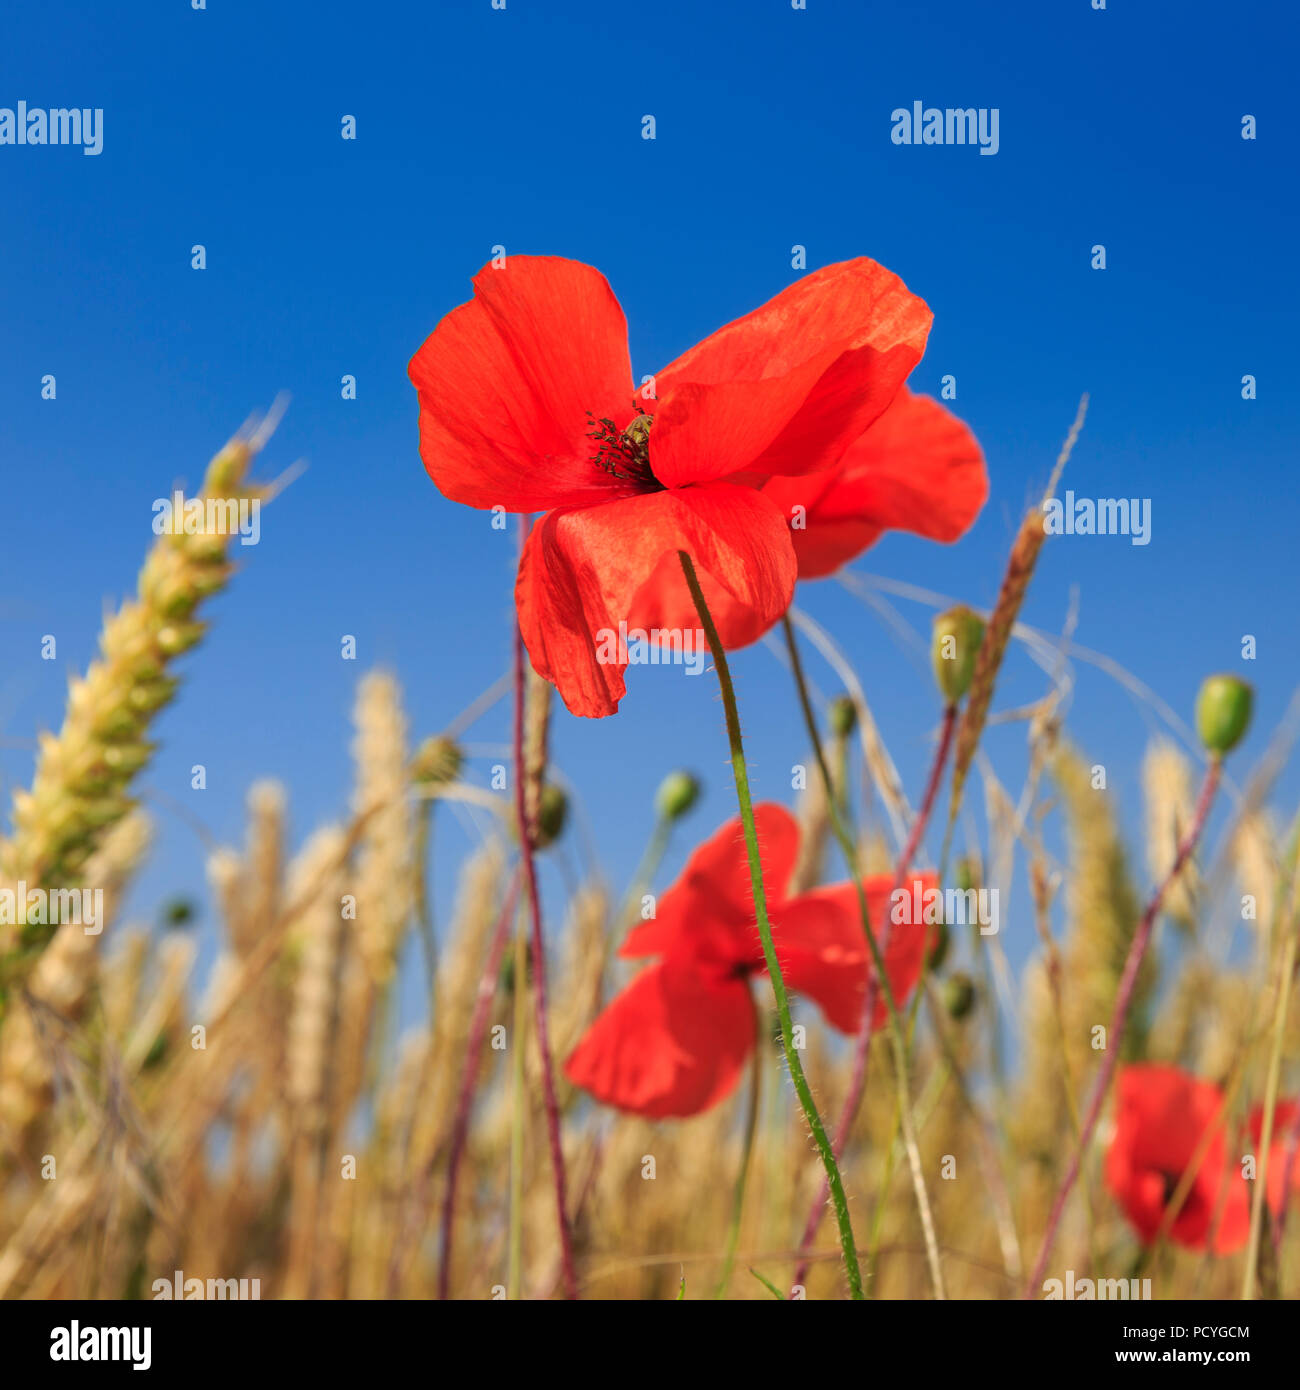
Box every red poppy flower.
[1104,1064,1250,1253]
[409,256,933,717]
[632,387,988,649]
[563,803,935,1118]
[1248,1099,1300,1216]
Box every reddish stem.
[512,542,579,1300]
[791,704,957,1290]
[436,867,522,1300]
[1021,759,1222,1298]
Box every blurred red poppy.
[563,803,934,1118]
[1248,1099,1300,1217]
[634,387,988,649]
[1104,1064,1250,1253]
[409,256,934,717]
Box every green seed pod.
[1195,674,1253,756]
[928,917,951,972]
[161,896,197,929]
[411,734,464,787]
[655,770,700,822]
[931,606,985,705]
[944,972,977,1020]
[829,696,857,738]
[534,783,569,849]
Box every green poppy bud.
[829,697,857,738]
[931,606,985,705]
[411,734,464,786]
[655,770,700,822]
[1195,674,1253,756]
[534,783,568,848]
[161,897,197,929]
[928,917,951,972]
[944,972,977,1020]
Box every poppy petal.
[516,485,796,718]
[1248,1099,1300,1214]
[409,256,639,512]
[783,875,935,1032]
[623,391,985,649]
[563,959,755,1119]
[764,390,988,578]
[1104,1064,1250,1253]
[648,259,932,489]
[620,803,801,962]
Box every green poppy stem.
[678,552,863,1300]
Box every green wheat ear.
[0,415,279,1012]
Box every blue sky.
[1,1,1296,1021]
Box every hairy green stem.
[679,554,863,1300]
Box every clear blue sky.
[2,2,1296,1010]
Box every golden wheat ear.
[0,412,281,1010]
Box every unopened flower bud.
[928,917,951,972]
[411,734,464,786]
[944,972,977,1020]
[161,897,197,929]
[931,606,985,705]
[829,697,857,738]
[1195,675,1253,756]
[655,770,700,822]
[534,783,568,848]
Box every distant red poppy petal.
[563,959,755,1119]
[516,484,796,718]
[791,874,935,1031]
[1105,1064,1250,1253]
[620,803,801,962]
[1248,1099,1300,1214]
[409,256,638,512]
[648,259,932,489]
[766,895,867,1034]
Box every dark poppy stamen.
[585,411,662,491]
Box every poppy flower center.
[586,411,663,492]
